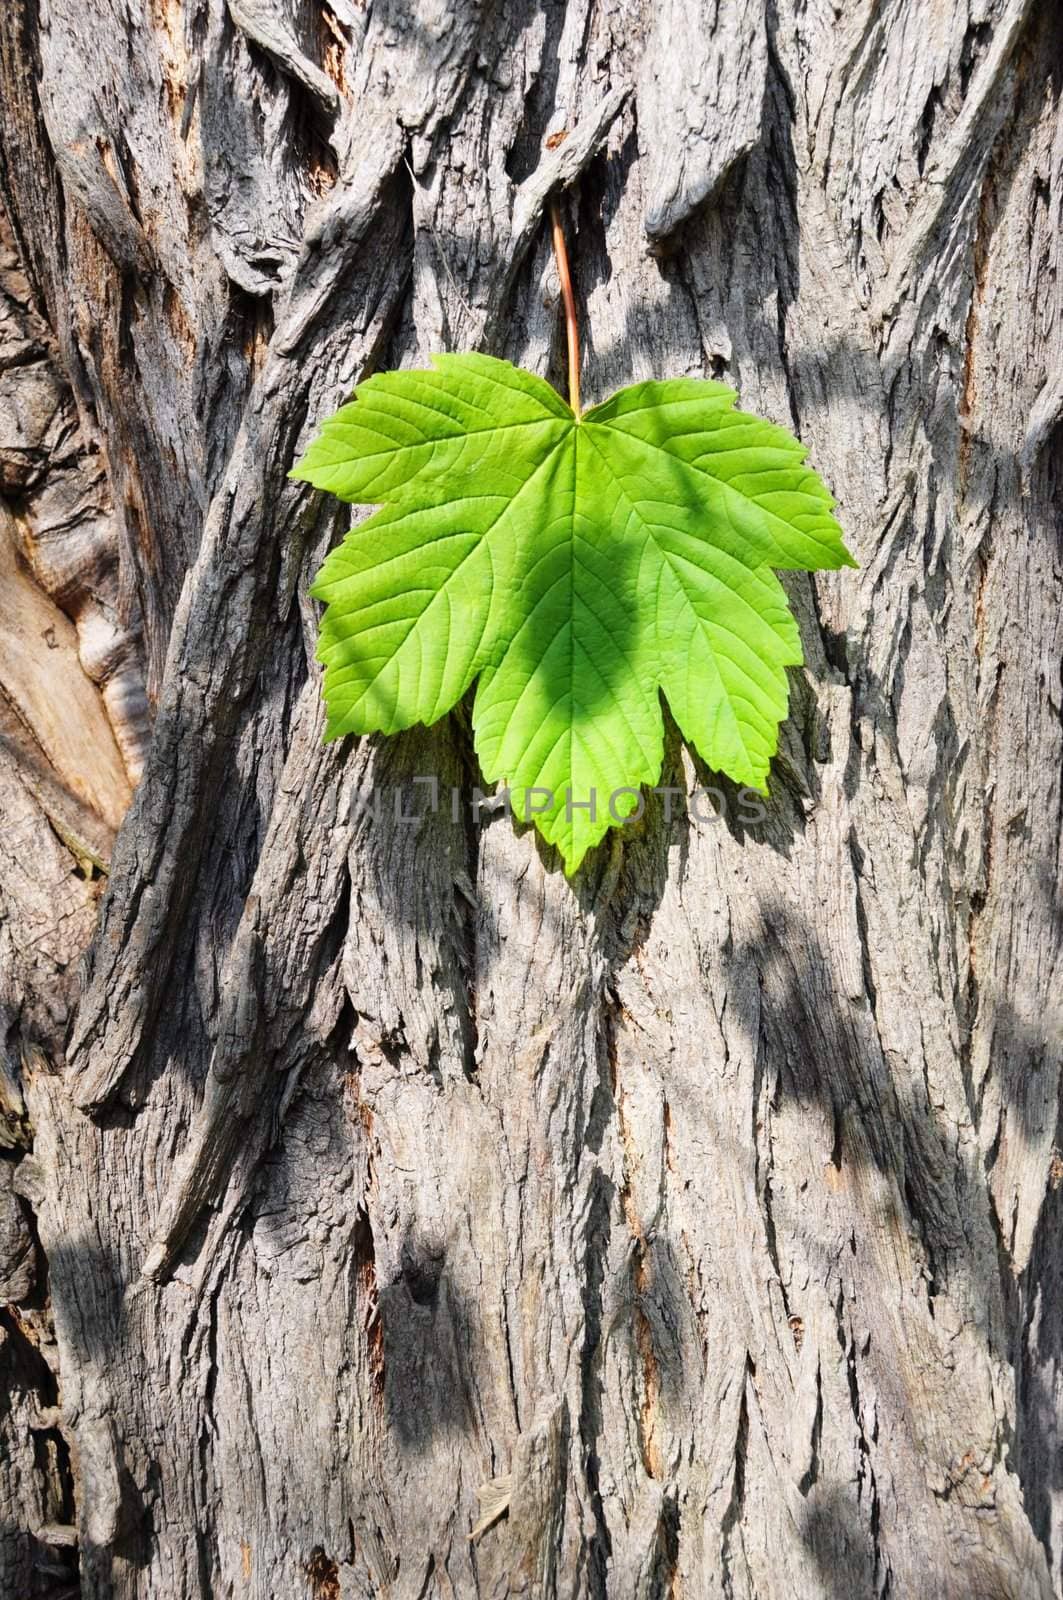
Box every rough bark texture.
[1,1,1062,1597]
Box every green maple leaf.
[291,353,855,872]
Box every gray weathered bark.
[1,1,1062,1596]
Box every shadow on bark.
[379,1239,478,1452]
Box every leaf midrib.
[580,419,782,775]
[585,418,847,570]
[322,422,576,726]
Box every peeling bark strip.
[0,2,1061,1597]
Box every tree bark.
[1,1,1062,1597]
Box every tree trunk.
[1,1,1062,1596]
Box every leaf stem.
[549,195,581,419]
